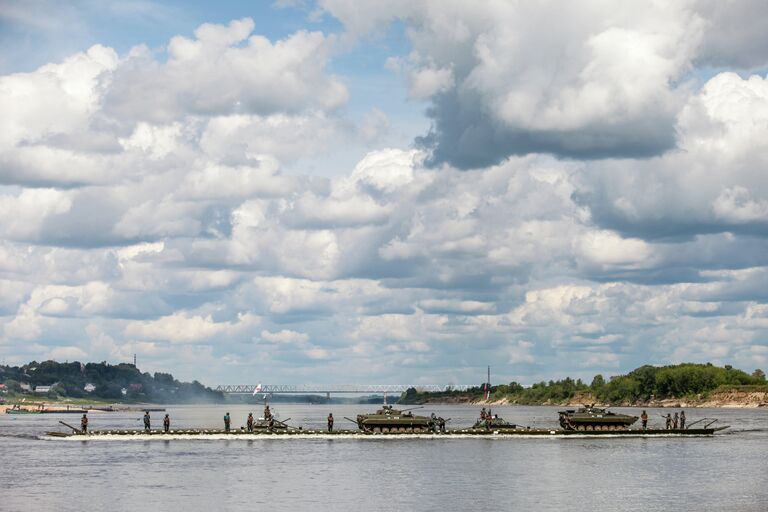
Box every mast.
[485,365,491,400]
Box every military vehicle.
[472,415,517,430]
[558,405,638,431]
[355,405,435,433]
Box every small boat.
[39,409,89,414]
[6,407,42,414]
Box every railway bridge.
[214,384,474,401]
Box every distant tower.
[485,366,491,400]
[133,354,137,367]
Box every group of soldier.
[80,411,171,433]
[479,407,499,424]
[78,404,324,434]
[664,410,686,430]
[639,410,686,430]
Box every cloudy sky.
[1,0,767,386]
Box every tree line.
[399,363,767,405]
[0,360,224,403]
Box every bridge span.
[214,384,474,395]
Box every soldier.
[143,411,151,432]
[640,410,648,430]
[679,410,686,429]
[665,413,672,430]
[264,404,272,421]
[438,417,446,433]
[480,407,487,420]
[268,416,275,430]
[247,413,254,432]
[81,413,88,433]
[224,412,231,432]
[163,414,170,433]
[673,412,679,430]
[327,413,334,432]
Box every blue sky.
[1,0,767,386]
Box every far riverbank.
[409,387,768,408]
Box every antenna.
[485,365,491,400]
[133,354,137,367]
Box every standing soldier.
[665,413,672,429]
[143,411,151,432]
[163,414,170,433]
[81,413,88,434]
[480,408,487,420]
[327,413,334,432]
[672,412,679,429]
[224,412,231,432]
[640,410,648,430]
[247,413,254,432]
[679,410,686,429]
[263,404,272,421]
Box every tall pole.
[134,354,137,367]
[485,365,491,400]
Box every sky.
[1,0,768,386]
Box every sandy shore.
[471,389,768,408]
[0,403,115,414]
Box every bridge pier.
[326,392,330,402]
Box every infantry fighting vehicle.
[558,405,638,431]
[355,405,435,433]
[472,415,517,430]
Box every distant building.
[34,386,51,393]
[84,383,96,393]
[129,383,142,391]
[20,383,31,392]
[0,384,7,394]
[121,388,128,396]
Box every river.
[1,404,765,511]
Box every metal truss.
[214,384,474,394]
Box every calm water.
[1,405,766,512]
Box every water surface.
[1,405,765,511]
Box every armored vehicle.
[472,415,517,430]
[356,405,435,433]
[558,406,638,431]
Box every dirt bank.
[474,388,768,408]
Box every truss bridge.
[214,384,473,395]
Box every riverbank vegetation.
[0,360,223,403]
[398,363,767,405]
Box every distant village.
[0,360,223,404]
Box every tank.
[356,405,435,433]
[472,415,517,430]
[558,406,638,431]
[251,419,287,430]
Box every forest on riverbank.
[0,360,224,403]
[398,363,767,406]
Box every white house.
[84,383,96,393]
[34,386,51,393]
[20,383,31,392]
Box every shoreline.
[409,388,768,408]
